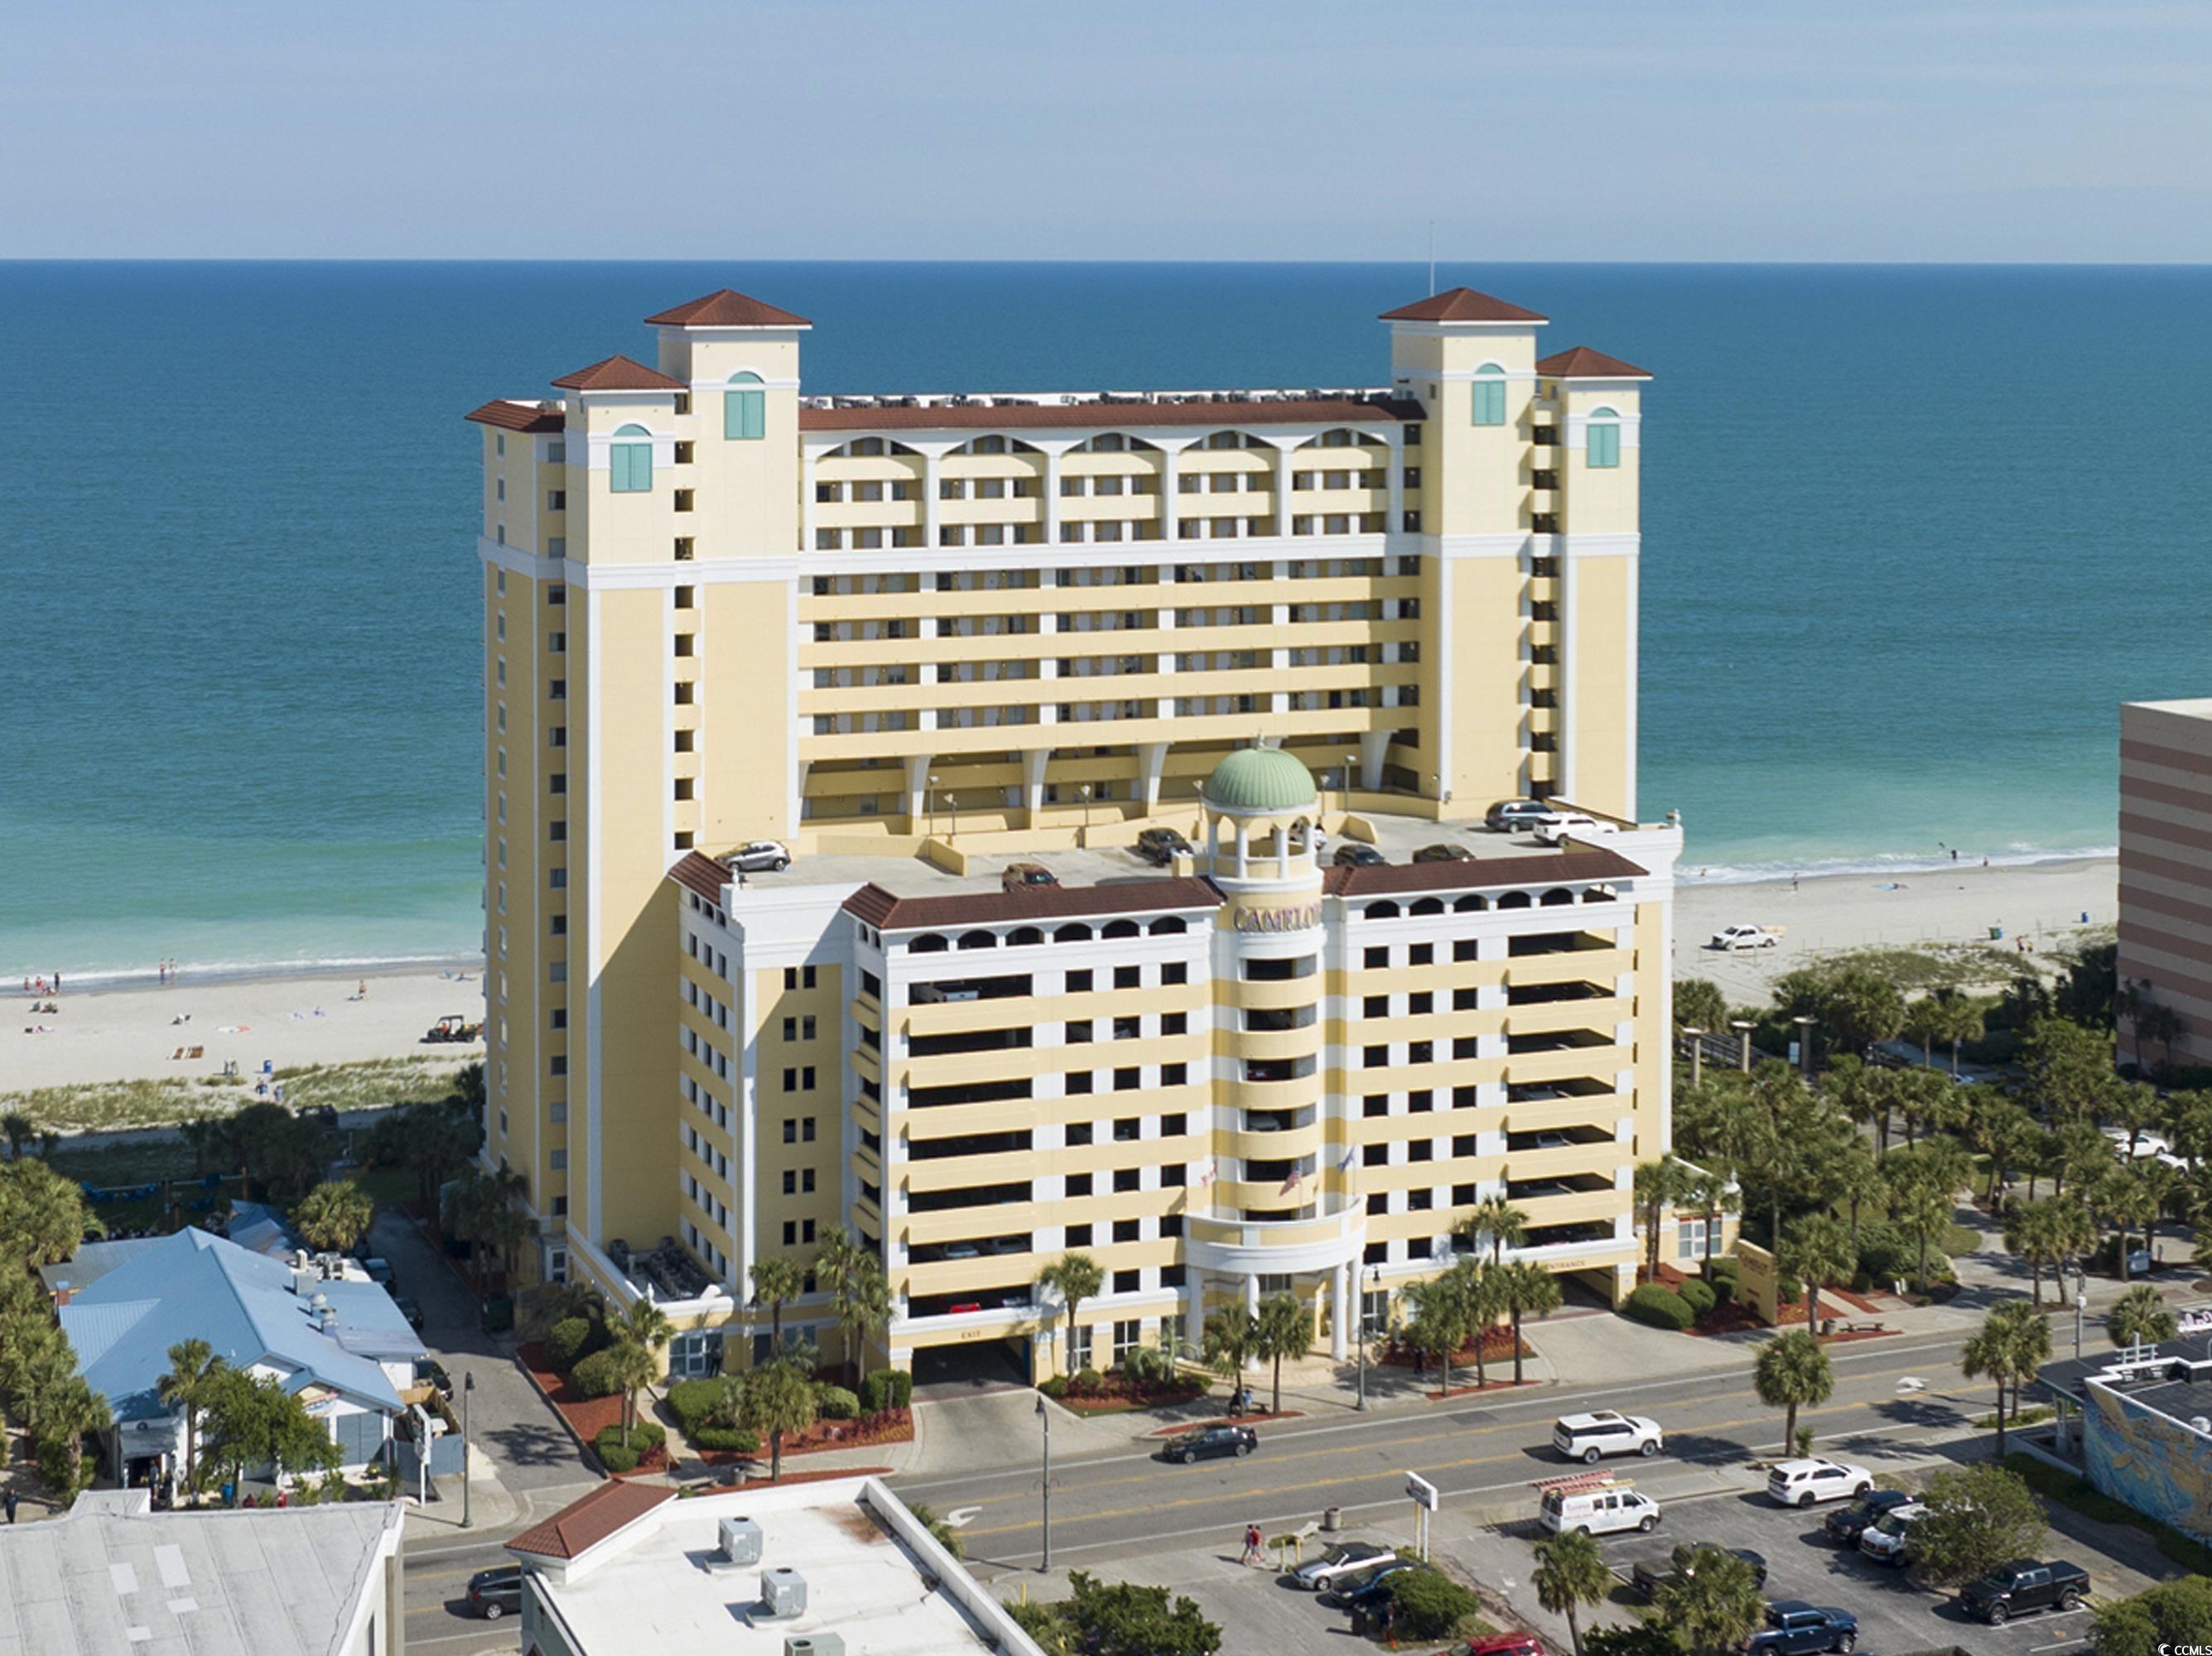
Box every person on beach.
[357,980,367,1000]
[1791,874,1800,893]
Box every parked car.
[1552,1410,1664,1463]
[1439,1634,1545,1656]
[1709,924,1784,951]
[1857,1503,1927,1567]
[1743,1603,1857,1655]
[415,1358,454,1399]
[1824,1487,1916,1546]
[725,839,793,874]
[1766,1457,1873,1508]
[1629,1546,1767,1598]
[1292,1540,1394,1591]
[1957,1560,2089,1625]
[1135,827,1192,866]
[360,1258,395,1288]
[1000,862,1058,893]
[1413,843,1476,863]
[1162,1423,1255,1464]
[1487,799,1552,831]
[394,1295,426,1332]
[1326,1561,1424,1610]
[1540,1480,1660,1536]
[1530,811,1618,846]
[1333,842,1387,868]
[466,1566,523,1620]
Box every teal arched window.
[1587,407,1622,469]
[725,371,766,440]
[610,424,653,492]
[1471,363,1506,426]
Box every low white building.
[56,1228,426,1488]
[507,1475,1043,1656]
[0,1488,407,1656]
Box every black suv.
[1629,1545,1766,1600]
[1412,843,1475,864]
[1162,1424,1256,1465]
[1824,1487,1913,1546]
[1333,843,1386,868]
[1487,799,1551,831]
[1135,828,1193,866]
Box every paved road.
[894,1328,1997,1571]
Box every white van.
[1537,1475,1661,1537]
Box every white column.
[1272,442,1294,534]
[801,448,819,551]
[1245,1273,1261,1371]
[904,754,931,831]
[1044,449,1063,546]
[923,451,942,551]
[1161,448,1181,542]
[1330,1263,1350,1360]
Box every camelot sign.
[1232,902,1324,934]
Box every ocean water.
[3,262,2207,981]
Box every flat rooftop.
[683,812,1655,922]
[0,1492,399,1656]
[525,1479,1034,1656]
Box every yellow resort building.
[465,283,1684,1383]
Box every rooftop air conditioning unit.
[717,1516,763,1567]
[760,1568,807,1619]
[785,1636,845,1656]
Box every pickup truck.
[1956,1560,2089,1625]
[1743,1602,1856,1655]
[1709,924,1784,951]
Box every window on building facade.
[1588,408,1622,468]
[1472,363,1507,426]
[610,425,653,492]
[725,372,766,440]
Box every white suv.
[725,840,792,873]
[1766,1458,1874,1508]
[1552,1411,1664,1464]
[1530,812,1619,846]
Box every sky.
[5,0,2209,261]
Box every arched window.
[1365,901,1400,921]
[1148,917,1187,936]
[725,372,765,441]
[1008,927,1043,946]
[908,933,948,954]
[957,930,996,951]
[1471,364,1507,427]
[1587,407,1622,469]
[1410,898,1444,917]
[610,424,653,493]
[1496,890,1532,910]
[1540,888,1575,907]
[1453,894,1488,912]
[1053,923,1093,943]
[1101,919,1141,940]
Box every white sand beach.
[5,962,487,1094]
[1675,854,2118,1001]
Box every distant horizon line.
[5,256,2212,270]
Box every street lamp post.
[1683,1027,1705,1088]
[1732,1019,1755,1072]
[1792,1015,1816,1078]
[927,772,939,840]
[1356,1266,1381,1411]
[1035,1394,1052,1569]
[460,1370,475,1528]
[1078,784,1092,846]
[2074,1272,2088,1360]
[947,792,957,840]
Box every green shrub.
[667,1377,726,1435]
[861,1370,913,1413]
[596,1442,639,1473]
[546,1316,595,1371]
[1708,1271,1737,1306]
[1070,1366,1104,1397]
[1387,1568,1481,1639]
[569,1348,625,1399]
[594,1421,664,1456]
[695,1425,759,1454]
[1038,1376,1067,1400]
[815,1384,860,1421]
[1677,1278,1718,1317]
[1624,1284,1694,1331]
[1120,1344,1176,1385]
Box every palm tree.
[1035,1251,1105,1375]
[2093,1164,2159,1284]
[2135,1003,2183,1076]
[1937,994,1987,1076]
[1632,1158,1687,1281]
[1653,1545,1768,1655]
[157,1338,224,1500]
[1893,1182,1957,1293]
[1200,1307,1257,1389]
[740,1359,817,1481]
[291,1181,376,1254]
[1459,1259,1507,1391]
[1496,1260,1561,1384]
[2137,1160,2185,1269]
[1753,1329,1834,1458]
[1959,1301,2050,1457]
[27,1371,111,1492]
[749,1256,805,1350]
[1904,997,1948,1070]
[608,1296,673,1446]
[2047,1119,2115,1197]
[831,1254,892,1385]
[1250,1293,1310,1415]
[2108,1283,2179,1349]
[1532,1528,1612,1656]
[1459,1194,1530,1265]
[1401,1265,1472,1395]
[1781,1214,1855,1336]
[1,1111,35,1161]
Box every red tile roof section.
[1323,846,1648,898]
[1538,346,1652,380]
[669,852,730,906]
[842,876,1222,932]
[1379,287,1549,325]
[508,1480,673,1560]
[798,397,1424,434]
[549,354,688,392]
[645,289,812,329]
[465,399,566,433]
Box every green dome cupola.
[1202,747,1318,815]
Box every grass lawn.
[346,1166,417,1209]
[2,1056,468,1133]
[1800,943,2022,991]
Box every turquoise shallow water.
[2,262,2206,981]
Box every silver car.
[725,840,792,873]
[1292,1540,1393,1591]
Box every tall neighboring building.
[2118,698,2212,1070]
[466,284,1679,1381]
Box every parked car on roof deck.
[1135,827,1192,866]
[1530,811,1618,846]
[1413,843,1476,864]
[1333,842,1386,868]
[1487,799,1552,831]
[1000,862,1057,893]
[725,840,792,873]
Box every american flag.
[1279,1169,1304,1195]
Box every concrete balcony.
[1184,1191,1366,1275]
